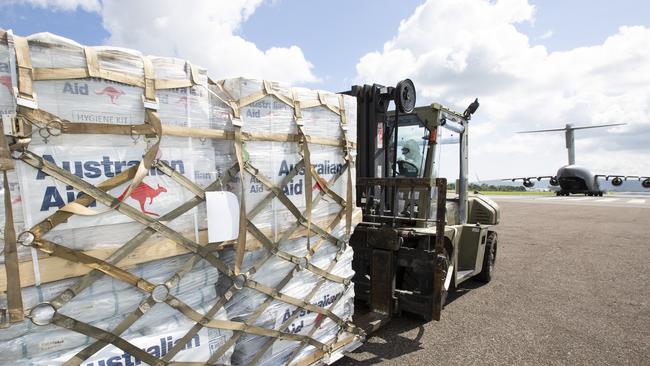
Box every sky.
[0,0,649,181]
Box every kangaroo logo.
[117,182,167,216]
[0,75,12,95]
[95,86,125,104]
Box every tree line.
[447,183,527,192]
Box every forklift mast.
[346,80,416,204]
[343,80,480,324]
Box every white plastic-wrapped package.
[0,29,360,366]
[215,222,355,365]
[9,32,212,250]
[0,34,15,116]
[211,78,357,242]
[1,253,233,365]
[234,265,354,365]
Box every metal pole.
[458,119,468,224]
[392,111,399,178]
[432,177,448,321]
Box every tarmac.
[340,194,650,365]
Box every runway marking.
[594,198,619,203]
[486,195,650,208]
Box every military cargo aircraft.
[505,123,650,196]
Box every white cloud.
[355,0,650,180]
[9,0,318,84]
[539,29,553,39]
[98,0,318,84]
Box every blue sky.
[1,0,649,179]
[3,0,649,91]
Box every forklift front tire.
[477,232,497,283]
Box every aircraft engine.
[549,177,559,186]
[611,177,623,186]
[642,178,650,189]
[523,179,535,188]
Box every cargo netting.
[0,29,363,365]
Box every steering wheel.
[397,160,419,177]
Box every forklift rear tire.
[477,232,497,283]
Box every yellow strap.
[237,88,266,110]
[338,94,347,124]
[298,124,314,250]
[0,118,14,170]
[59,202,111,216]
[293,89,302,120]
[21,150,233,277]
[293,90,314,249]
[244,164,340,244]
[245,279,345,326]
[64,296,158,365]
[53,111,161,217]
[3,171,24,323]
[51,312,161,366]
[13,36,34,99]
[189,63,201,85]
[31,66,198,92]
[284,276,350,364]
[83,47,100,78]
[154,78,193,90]
[44,165,234,310]
[245,160,304,219]
[32,68,87,81]
[293,94,342,116]
[246,222,346,284]
[155,160,206,198]
[31,66,143,88]
[339,95,353,235]
[117,109,161,204]
[236,80,294,113]
[30,167,137,238]
[141,56,156,102]
[31,239,156,293]
[232,123,248,275]
[292,335,360,366]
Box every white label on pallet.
[206,191,239,242]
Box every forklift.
[343,80,500,330]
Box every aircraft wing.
[505,174,650,189]
[594,174,650,188]
[503,176,558,188]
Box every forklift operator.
[400,139,423,174]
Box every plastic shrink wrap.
[0,29,361,365]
